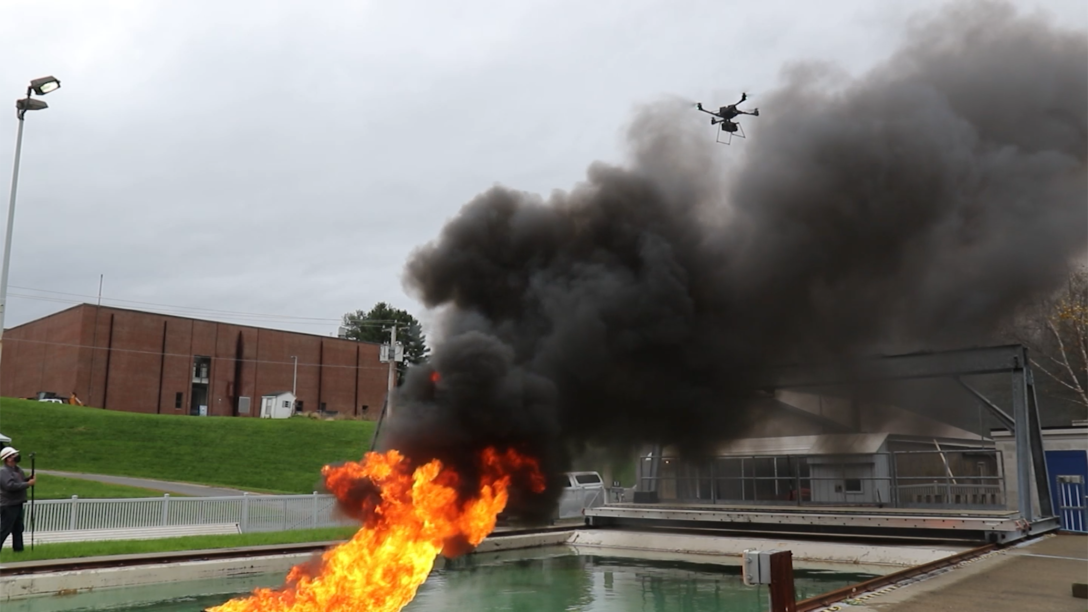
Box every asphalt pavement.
[38,470,250,497]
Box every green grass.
[0,398,376,494]
[33,473,180,500]
[0,526,359,563]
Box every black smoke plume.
[381,1,1087,519]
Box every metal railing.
[635,449,1006,510]
[29,493,359,534]
[895,483,1004,507]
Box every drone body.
[695,93,759,144]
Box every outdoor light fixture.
[1,74,62,374]
[15,98,48,112]
[28,76,60,96]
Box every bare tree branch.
[1031,358,1088,407]
[1045,317,1085,394]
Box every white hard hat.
[0,447,18,461]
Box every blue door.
[1045,450,1088,532]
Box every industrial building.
[600,345,1081,542]
[639,390,998,508]
[1,304,391,419]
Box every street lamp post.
[0,76,61,375]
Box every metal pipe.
[795,543,998,612]
[0,115,26,375]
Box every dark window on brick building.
[175,392,183,409]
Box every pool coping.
[0,526,985,604]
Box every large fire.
[207,447,545,612]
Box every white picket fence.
[27,493,358,534]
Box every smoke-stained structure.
[381,1,1088,518]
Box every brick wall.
[2,305,389,419]
[2,305,83,400]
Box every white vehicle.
[556,471,606,519]
[39,398,64,404]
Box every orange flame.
[206,447,544,612]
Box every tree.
[1008,266,1088,421]
[341,303,430,385]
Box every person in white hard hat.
[0,446,34,553]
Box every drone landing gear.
[716,122,745,145]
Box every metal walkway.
[584,502,1060,543]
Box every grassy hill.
[0,398,376,494]
[35,473,182,499]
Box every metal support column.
[1012,366,1034,521]
[1026,366,1053,516]
[647,444,662,492]
[710,458,718,504]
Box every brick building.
[1,304,390,419]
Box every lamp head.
[29,76,61,95]
[16,98,48,112]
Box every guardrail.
[635,448,1007,510]
[29,493,358,534]
[896,483,1004,507]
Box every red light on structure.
[430,371,441,384]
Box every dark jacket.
[0,464,30,507]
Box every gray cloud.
[0,0,1084,337]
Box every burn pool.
[7,546,878,612]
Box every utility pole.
[385,323,398,418]
[290,355,298,397]
[87,274,103,403]
[378,322,404,418]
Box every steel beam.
[1012,368,1034,521]
[953,377,1015,430]
[1026,368,1053,516]
[754,345,1027,389]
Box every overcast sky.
[1,0,1084,338]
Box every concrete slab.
[824,534,1088,612]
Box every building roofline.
[9,303,385,346]
[991,425,1088,437]
[3,303,84,334]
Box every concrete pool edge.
[0,530,577,601]
[0,528,976,602]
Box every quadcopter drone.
[695,92,759,145]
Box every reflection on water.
[409,550,875,612]
[7,546,877,612]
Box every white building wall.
[995,428,1088,515]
